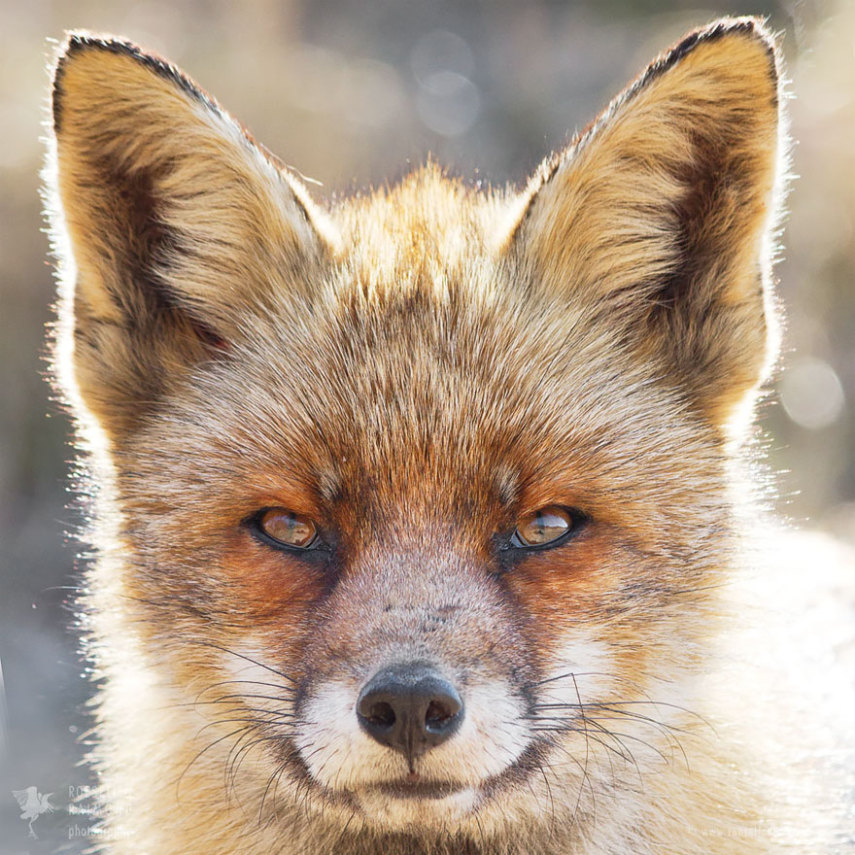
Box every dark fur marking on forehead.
[316,466,343,505]
[494,465,520,508]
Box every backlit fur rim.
[52,32,219,133]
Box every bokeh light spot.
[780,356,846,430]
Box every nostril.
[366,701,396,729]
[425,698,458,731]
[356,663,465,762]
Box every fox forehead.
[334,165,505,276]
[176,169,659,440]
[134,181,714,533]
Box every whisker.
[227,733,280,797]
[525,670,612,689]
[330,803,359,851]
[259,759,288,823]
[196,716,293,734]
[176,725,254,797]
[571,672,591,826]
[185,640,297,684]
[529,731,600,816]
[531,697,708,726]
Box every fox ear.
[46,33,335,439]
[506,19,784,433]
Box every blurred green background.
[1,0,852,850]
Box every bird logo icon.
[12,786,55,839]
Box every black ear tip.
[54,31,139,75]
[52,32,129,133]
[51,31,213,136]
[669,16,779,79]
[706,16,778,62]
[625,16,779,119]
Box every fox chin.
[43,17,852,855]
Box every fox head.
[46,19,784,854]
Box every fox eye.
[511,506,586,549]
[250,508,319,550]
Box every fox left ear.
[45,33,339,441]
[506,18,785,434]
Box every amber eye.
[251,508,318,550]
[512,506,584,549]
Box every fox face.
[46,19,783,854]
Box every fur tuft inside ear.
[506,18,785,434]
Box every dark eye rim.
[245,507,326,553]
[506,506,590,552]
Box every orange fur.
[43,19,849,855]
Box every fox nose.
[356,663,464,766]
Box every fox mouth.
[367,777,466,800]
[313,739,548,808]
[275,730,550,813]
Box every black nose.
[356,663,464,767]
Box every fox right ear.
[46,33,336,440]
[504,18,784,435]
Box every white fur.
[295,679,528,789]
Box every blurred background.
[0,0,852,850]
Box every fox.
[43,16,853,855]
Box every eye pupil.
[256,508,317,549]
[515,506,577,547]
